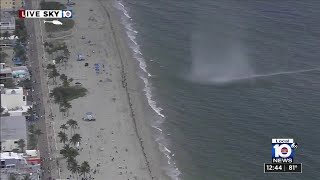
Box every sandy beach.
[37,0,170,179]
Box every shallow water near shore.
[112,0,320,180]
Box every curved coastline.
[98,0,172,179]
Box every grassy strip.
[50,86,87,104]
[40,1,74,32]
[45,19,75,32]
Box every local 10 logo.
[272,138,298,163]
[62,10,72,18]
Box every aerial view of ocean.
[114,0,320,179]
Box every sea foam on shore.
[114,1,182,179]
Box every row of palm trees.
[28,124,43,150]
[47,64,74,117]
[57,119,91,179]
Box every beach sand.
[43,0,170,179]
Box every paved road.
[24,0,59,179]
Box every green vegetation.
[68,159,80,178]
[70,133,81,146]
[60,124,68,133]
[44,41,70,64]
[18,79,33,89]
[0,52,9,63]
[47,63,56,69]
[57,119,91,179]
[28,125,43,149]
[13,44,27,64]
[17,139,26,152]
[48,67,60,83]
[28,134,37,149]
[58,131,68,144]
[26,107,33,116]
[50,86,87,104]
[14,19,27,43]
[67,119,78,135]
[45,19,75,32]
[79,161,91,178]
[45,41,67,54]
[9,174,17,180]
[23,174,31,180]
[39,1,75,32]
[60,144,79,160]
[2,31,10,39]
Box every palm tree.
[68,160,80,179]
[46,64,56,70]
[27,107,33,116]
[29,124,36,134]
[70,133,82,146]
[17,139,26,152]
[58,131,68,145]
[8,174,17,180]
[60,74,68,81]
[34,129,43,137]
[62,101,72,116]
[63,79,70,87]
[67,119,78,135]
[60,144,72,158]
[60,124,68,133]
[34,129,43,147]
[49,67,60,84]
[60,106,67,117]
[63,48,70,58]
[60,144,79,160]
[3,31,10,39]
[23,174,31,180]
[67,148,79,160]
[67,156,76,166]
[79,161,91,179]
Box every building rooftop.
[25,150,39,158]
[1,139,20,152]
[0,152,23,160]
[0,12,15,31]
[0,116,27,141]
[0,67,12,74]
[2,87,24,95]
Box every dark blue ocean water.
[115,1,320,180]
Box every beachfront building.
[1,85,30,115]
[0,0,24,11]
[0,151,41,180]
[12,66,30,80]
[0,63,13,84]
[0,116,27,147]
[0,12,15,34]
[0,64,30,85]
[0,152,27,169]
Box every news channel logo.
[62,10,72,18]
[272,138,298,163]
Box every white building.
[1,85,30,115]
[0,12,15,33]
[0,63,13,84]
[0,152,27,169]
